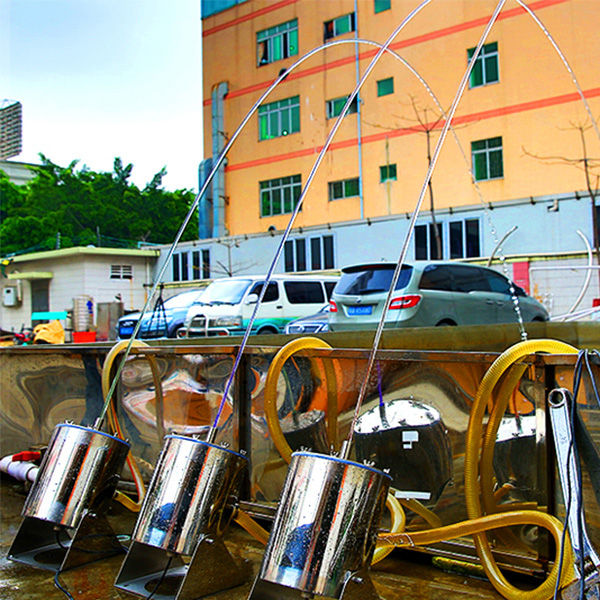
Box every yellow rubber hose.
[234,509,270,545]
[380,509,574,594]
[463,339,578,600]
[102,339,165,511]
[371,493,406,564]
[263,337,337,463]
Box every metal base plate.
[115,536,248,600]
[8,513,124,572]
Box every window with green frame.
[259,96,300,140]
[374,0,391,13]
[257,19,298,66]
[260,175,302,217]
[324,13,356,41]
[467,42,499,88]
[472,137,503,181]
[377,77,394,96]
[326,95,358,119]
[328,177,360,201]
[380,163,397,182]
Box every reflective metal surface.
[132,435,247,555]
[354,398,452,503]
[259,452,390,599]
[22,423,130,529]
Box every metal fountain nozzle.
[8,422,130,572]
[115,434,249,600]
[248,451,391,600]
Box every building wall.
[1,249,158,332]
[201,0,600,241]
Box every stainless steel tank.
[132,435,248,556]
[258,451,390,598]
[22,423,130,529]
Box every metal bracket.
[115,535,248,600]
[8,512,124,573]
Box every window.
[374,0,391,13]
[451,266,489,293]
[326,95,358,119]
[257,19,298,66]
[310,235,335,270]
[260,174,302,217]
[449,218,480,258]
[192,249,211,279]
[285,235,334,272]
[259,96,300,140]
[419,265,455,292]
[414,223,443,260]
[328,177,359,201]
[249,282,279,302]
[377,77,394,96]
[380,163,397,182]
[468,42,499,88]
[324,13,356,41]
[472,136,503,181]
[201,249,210,279]
[284,281,326,304]
[110,264,133,280]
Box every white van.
[183,274,339,337]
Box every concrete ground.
[0,477,506,600]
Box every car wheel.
[436,320,456,326]
[257,327,278,335]
[169,325,184,338]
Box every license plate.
[348,305,372,316]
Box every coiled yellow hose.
[462,339,578,600]
[263,337,338,462]
[101,339,165,511]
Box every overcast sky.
[0,0,203,191]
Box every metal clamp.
[548,388,600,600]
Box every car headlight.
[213,316,243,327]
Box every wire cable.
[146,555,173,600]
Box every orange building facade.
[164,0,600,312]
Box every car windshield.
[335,265,413,295]
[163,291,202,309]
[195,279,253,305]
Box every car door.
[449,265,495,325]
[485,269,526,323]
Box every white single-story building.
[1,247,159,339]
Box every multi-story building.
[159,0,600,316]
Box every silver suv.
[328,261,548,332]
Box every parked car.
[117,289,206,339]
[284,305,330,335]
[328,261,549,332]
[184,274,338,337]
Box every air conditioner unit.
[3,286,19,307]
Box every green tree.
[0,155,198,256]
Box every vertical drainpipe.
[212,81,229,238]
[198,157,213,239]
[354,0,364,220]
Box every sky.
[0,0,203,192]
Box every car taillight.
[389,294,422,309]
[329,301,338,313]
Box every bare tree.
[364,96,450,259]
[523,117,600,281]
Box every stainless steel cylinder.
[259,452,390,599]
[22,423,130,529]
[132,435,248,555]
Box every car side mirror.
[245,293,259,305]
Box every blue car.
[117,289,205,339]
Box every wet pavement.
[0,477,505,600]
